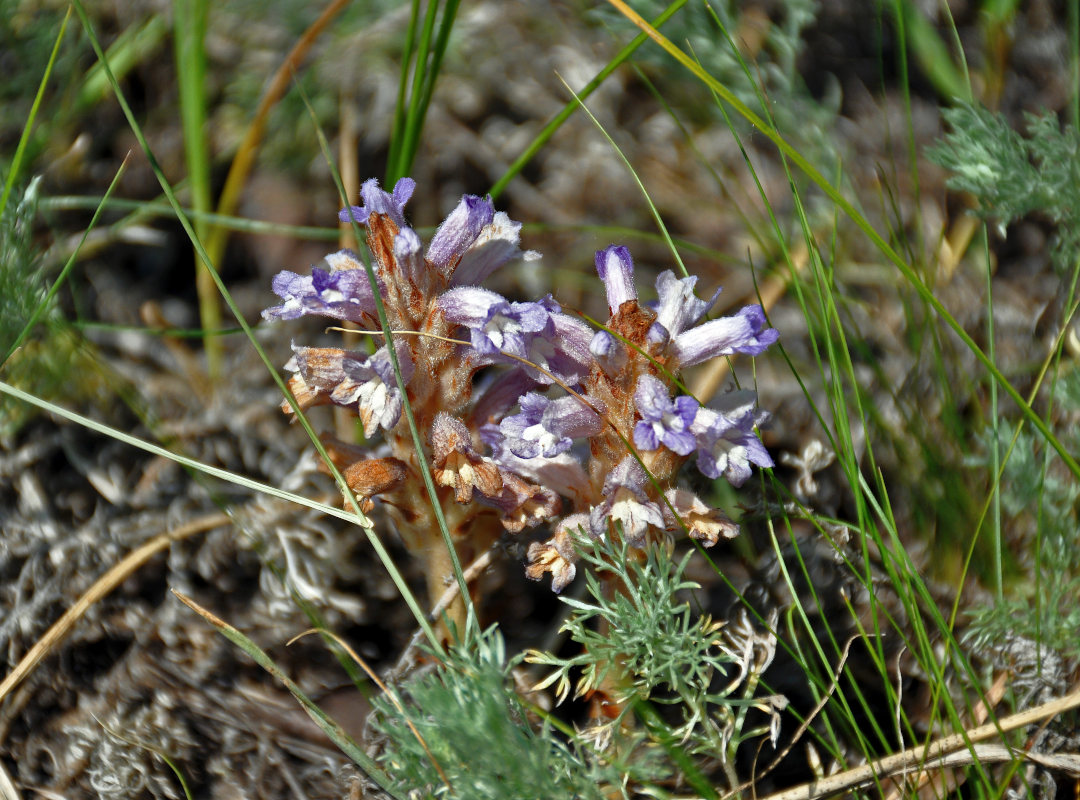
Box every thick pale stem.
[423,532,466,642]
[394,493,501,644]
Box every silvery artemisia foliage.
[264,179,778,592]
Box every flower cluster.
[264,178,777,609]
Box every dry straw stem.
[881,670,1008,800]
[0,759,18,800]
[334,96,363,440]
[938,214,980,283]
[748,682,1080,800]
[0,511,229,703]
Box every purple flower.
[544,314,594,384]
[691,400,773,486]
[632,374,699,456]
[499,392,603,459]
[393,226,426,287]
[262,253,381,324]
[646,270,720,348]
[438,288,592,384]
[440,287,557,354]
[588,456,664,546]
[671,305,779,367]
[595,245,637,314]
[468,369,541,428]
[338,177,415,229]
[481,423,592,506]
[333,343,414,438]
[589,329,628,376]
[450,211,540,288]
[427,194,495,274]
[642,269,777,368]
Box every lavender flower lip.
[588,456,665,546]
[439,288,593,384]
[450,212,540,288]
[669,304,780,367]
[263,262,380,324]
[439,288,560,359]
[646,269,720,348]
[632,374,699,456]
[499,392,603,460]
[691,405,774,486]
[427,194,496,275]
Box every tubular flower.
[526,514,590,593]
[595,245,637,314]
[338,176,415,229]
[430,413,502,504]
[691,403,773,486]
[588,457,665,547]
[263,254,380,325]
[334,344,414,438]
[439,288,593,384]
[427,193,495,275]
[662,488,739,546]
[499,392,603,460]
[645,269,777,368]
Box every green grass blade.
[174,0,222,379]
[40,195,343,240]
[407,0,461,164]
[95,718,194,800]
[0,379,369,526]
[173,591,400,796]
[78,14,168,108]
[0,8,70,220]
[892,0,971,102]
[489,0,687,200]
[386,0,421,180]
[564,82,688,278]
[388,0,439,182]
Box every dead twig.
[753,683,1080,800]
[882,670,1010,800]
[390,546,501,681]
[0,511,229,706]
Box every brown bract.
[430,412,502,503]
[367,213,428,328]
[343,457,410,497]
[281,373,329,415]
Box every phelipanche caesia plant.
[262,177,777,635]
